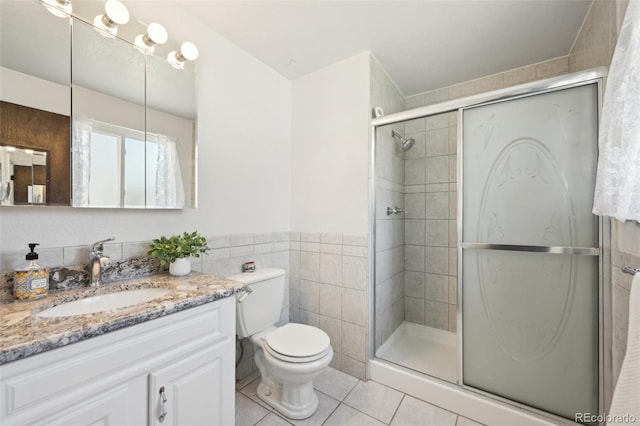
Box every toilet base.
[256,381,318,420]
[250,329,333,420]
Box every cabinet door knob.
[159,386,167,423]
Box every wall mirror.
[0,0,71,206]
[0,146,47,205]
[0,0,197,209]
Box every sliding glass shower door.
[460,83,600,420]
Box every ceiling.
[182,0,592,96]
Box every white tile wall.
[398,110,457,332]
[290,231,369,379]
[371,57,407,355]
[611,220,640,384]
[393,52,597,335]
[503,64,537,87]
[569,0,625,73]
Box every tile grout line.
[271,410,294,426]
[319,399,342,426]
[339,380,404,425]
[341,400,394,425]
[237,392,271,426]
[387,393,406,425]
[253,410,271,426]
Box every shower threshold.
[376,321,457,383]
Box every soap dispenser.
[13,243,49,300]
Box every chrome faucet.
[89,237,115,287]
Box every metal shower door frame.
[457,77,606,425]
[368,67,610,425]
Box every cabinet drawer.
[35,381,145,426]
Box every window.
[73,118,185,208]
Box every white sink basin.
[36,288,172,318]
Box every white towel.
[607,272,640,425]
[592,0,640,222]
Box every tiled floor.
[236,368,485,426]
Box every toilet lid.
[264,323,330,358]
[264,342,332,363]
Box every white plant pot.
[169,257,191,276]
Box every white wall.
[0,66,70,115]
[291,52,371,236]
[0,2,291,252]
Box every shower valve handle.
[387,206,407,216]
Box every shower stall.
[370,68,610,424]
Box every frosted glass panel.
[462,85,599,248]
[461,83,600,421]
[463,250,598,419]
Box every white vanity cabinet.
[0,297,235,426]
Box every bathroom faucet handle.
[91,237,115,253]
[100,257,112,269]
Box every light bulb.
[167,41,199,69]
[134,23,168,53]
[93,14,116,37]
[105,0,129,25]
[148,23,168,45]
[93,0,129,38]
[180,42,198,61]
[42,0,72,18]
[167,51,184,69]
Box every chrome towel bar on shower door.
[461,243,600,256]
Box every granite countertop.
[0,273,245,365]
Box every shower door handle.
[461,242,599,256]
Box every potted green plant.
[147,231,210,276]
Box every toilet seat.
[264,342,332,363]
[263,323,331,363]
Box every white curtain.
[72,117,93,207]
[154,134,185,208]
[593,0,640,222]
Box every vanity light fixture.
[134,23,168,54]
[42,0,72,18]
[93,0,130,38]
[167,41,198,69]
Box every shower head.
[392,130,415,152]
[402,137,415,152]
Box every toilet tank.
[228,268,285,338]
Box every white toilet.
[230,268,333,420]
